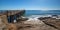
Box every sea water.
[25,10,60,18]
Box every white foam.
[24,17,44,25]
[27,15,52,18]
[14,20,17,23]
[21,16,26,18]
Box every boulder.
[41,18,60,30]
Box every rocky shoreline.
[14,15,60,30]
[0,14,60,30]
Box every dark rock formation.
[41,18,60,30]
[0,10,26,30]
[17,17,28,23]
[38,17,52,20]
[52,15,58,18]
[7,10,25,23]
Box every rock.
[0,15,8,30]
[24,18,44,25]
[17,18,58,30]
[41,18,60,30]
[3,23,17,30]
[17,17,28,23]
[38,17,52,20]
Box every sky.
[0,0,60,10]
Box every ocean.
[0,10,60,22]
[25,10,60,17]
[0,10,60,16]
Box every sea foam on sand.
[24,17,44,25]
[24,15,51,25]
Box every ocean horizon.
[0,10,60,16]
[25,10,60,16]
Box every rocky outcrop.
[15,18,58,30]
[16,16,28,23]
[38,17,60,30]
[0,10,25,30]
[1,17,59,30]
[0,15,8,30]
